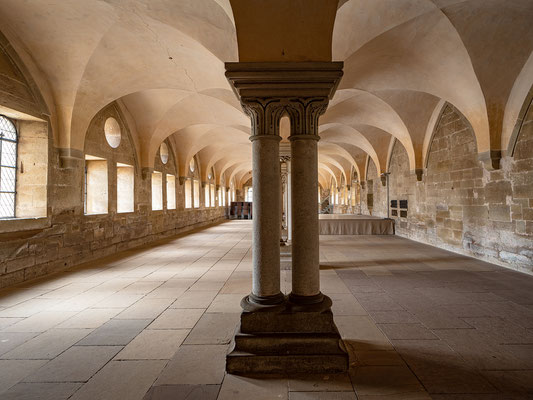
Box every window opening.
[0,116,18,218]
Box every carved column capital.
[241,98,286,137]
[225,61,343,139]
[285,97,329,138]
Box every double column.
[225,62,343,309]
[243,98,328,306]
[225,62,347,374]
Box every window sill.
[0,216,50,234]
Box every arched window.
[0,116,18,218]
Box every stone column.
[243,99,285,305]
[225,62,347,374]
[287,160,293,242]
[286,99,328,303]
[280,158,289,245]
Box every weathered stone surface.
[374,104,533,274]
[227,296,349,374]
[0,103,226,288]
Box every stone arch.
[84,102,140,172]
[512,91,533,165]
[0,30,50,124]
[154,138,177,177]
[425,104,478,168]
[388,138,414,222]
[503,53,533,156]
[422,99,447,169]
[506,84,533,157]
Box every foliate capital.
[285,97,329,137]
[241,98,286,137]
[225,62,343,139]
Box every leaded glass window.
[0,116,17,218]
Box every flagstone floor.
[0,220,532,399]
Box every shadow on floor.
[319,256,476,269]
[343,340,533,398]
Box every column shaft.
[251,135,282,301]
[290,135,320,298]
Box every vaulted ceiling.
[1,0,532,188]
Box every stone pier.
[224,62,348,374]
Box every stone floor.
[0,220,532,400]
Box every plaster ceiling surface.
[0,0,532,186]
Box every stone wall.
[0,104,226,288]
[361,159,387,217]
[385,104,533,274]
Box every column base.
[226,294,348,374]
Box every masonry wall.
[361,159,387,217]
[0,104,225,288]
[386,104,533,274]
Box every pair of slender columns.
[250,121,321,305]
[225,61,343,308]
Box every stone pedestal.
[226,295,348,374]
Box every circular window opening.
[104,117,121,148]
[189,158,195,172]
[160,142,169,164]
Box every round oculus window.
[104,117,121,148]
[160,142,169,164]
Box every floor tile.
[155,345,227,385]
[0,299,60,318]
[335,316,393,351]
[2,311,77,332]
[330,294,367,316]
[218,374,288,400]
[0,360,47,393]
[377,323,438,340]
[24,346,121,382]
[0,382,82,400]
[350,365,426,396]
[56,308,121,329]
[0,317,24,330]
[148,309,204,330]
[116,298,173,320]
[1,329,91,360]
[77,319,151,346]
[170,290,218,309]
[206,294,244,313]
[0,332,39,356]
[115,329,188,359]
[289,393,357,400]
[183,313,240,345]
[142,384,220,400]
[93,294,144,309]
[289,373,353,392]
[69,360,166,400]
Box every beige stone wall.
[15,120,48,218]
[361,158,387,217]
[387,104,533,274]
[0,104,226,288]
